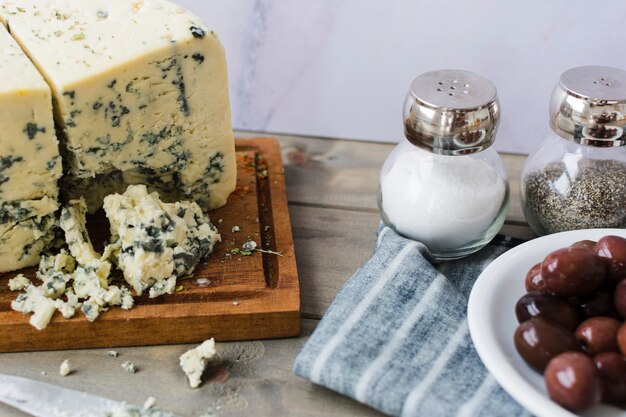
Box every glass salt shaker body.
[521,66,626,236]
[378,70,509,260]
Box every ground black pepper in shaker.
[521,66,626,235]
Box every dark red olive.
[571,240,597,251]
[593,352,626,403]
[525,262,547,292]
[514,318,580,371]
[574,317,621,355]
[577,289,620,320]
[541,247,607,297]
[515,292,579,331]
[595,236,626,284]
[545,352,601,411]
[615,280,626,320]
[617,323,626,356]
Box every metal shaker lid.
[550,66,626,147]
[403,69,500,155]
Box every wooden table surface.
[0,132,536,417]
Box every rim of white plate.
[468,228,626,417]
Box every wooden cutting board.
[0,138,300,352]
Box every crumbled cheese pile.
[103,185,220,297]
[8,185,220,330]
[179,338,217,388]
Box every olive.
[545,352,601,412]
[593,352,626,403]
[595,236,626,284]
[614,280,626,320]
[525,262,547,293]
[514,318,580,371]
[576,289,620,320]
[571,240,597,251]
[574,317,620,355]
[515,292,579,331]
[541,247,607,297]
[617,323,626,356]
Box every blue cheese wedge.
[0,25,61,202]
[179,338,217,388]
[0,25,61,272]
[1,0,236,213]
[103,185,219,297]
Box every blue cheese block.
[0,25,61,202]
[0,25,61,272]
[1,0,236,213]
[103,184,220,296]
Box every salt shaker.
[521,66,626,236]
[378,70,509,260]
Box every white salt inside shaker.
[378,70,509,260]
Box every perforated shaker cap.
[550,66,626,147]
[403,69,500,155]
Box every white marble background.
[178,0,626,154]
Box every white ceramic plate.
[468,228,626,417]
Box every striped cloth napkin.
[293,226,530,417]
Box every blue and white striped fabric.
[294,226,531,417]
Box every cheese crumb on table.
[179,338,217,388]
[107,351,119,358]
[59,359,71,376]
[143,397,157,410]
[121,361,137,374]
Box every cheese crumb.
[121,361,137,373]
[8,275,30,291]
[59,359,71,376]
[242,240,257,251]
[179,338,216,388]
[143,397,157,409]
[107,350,119,357]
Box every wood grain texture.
[0,138,300,353]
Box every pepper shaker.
[521,66,626,235]
[378,70,509,260]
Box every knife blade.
[0,373,176,417]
